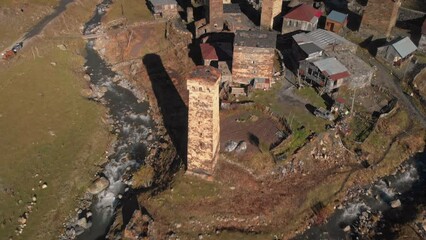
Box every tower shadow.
[142,54,188,167]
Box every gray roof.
[313,57,348,76]
[327,10,347,23]
[149,0,177,6]
[293,29,356,50]
[300,42,323,55]
[223,4,241,14]
[391,37,417,58]
[234,30,276,48]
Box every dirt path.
[1,0,74,57]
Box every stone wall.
[260,0,282,30]
[187,66,221,176]
[420,34,426,53]
[282,19,316,33]
[360,0,401,37]
[207,0,223,30]
[232,46,275,84]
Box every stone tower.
[360,0,401,37]
[206,0,223,30]
[186,66,221,177]
[260,0,283,30]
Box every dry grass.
[103,0,153,25]
[0,0,112,239]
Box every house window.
[308,68,313,75]
[313,71,319,77]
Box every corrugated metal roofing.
[313,57,349,80]
[327,10,347,23]
[293,29,356,50]
[392,37,417,58]
[300,42,323,55]
[284,4,322,23]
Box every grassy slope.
[0,0,112,239]
[103,0,153,24]
[0,0,58,49]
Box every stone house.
[299,57,350,93]
[377,36,417,67]
[148,0,179,19]
[232,30,277,85]
[253,78,271,90]
[260,0,283,30]
[419,19,426,53]
[230,87,246,96]
[325,10,347,33]
[282,4,322,34]
[360,0,401,37]
[223,4,256,32]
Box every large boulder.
[235,141,248,153]
[224,140,238,152]
[87,177,110,195]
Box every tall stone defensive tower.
[186,66,221,177]
[206,0,223,30]
[260,0,283,30]
[360,0,401,37]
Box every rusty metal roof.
[284,4,322,23]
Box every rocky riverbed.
[60,1,159,239]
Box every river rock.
[390,199,401,208]
[87,177,109,195]
[224,140,238,152]
[343,225,351,232]
[80,89,93,98]
[77,217,89,229]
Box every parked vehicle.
[2,50,15,60]
[314,107,335,121]
[12,42,23,53]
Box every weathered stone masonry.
[187,66,221,176]
[360,0,401,37]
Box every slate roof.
[284,4,322,23]
[327,10,347,23]
[223,3,241,14]
[391,37,417,58]
[200,43,219,61]
[313,57,350,81]
[149,0,177,6]
[234,30,276,48]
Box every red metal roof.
[200,43,218,61]
[284,4,322,22]
[327,71,350,81]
